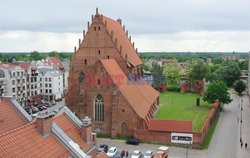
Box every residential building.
[38,68,63,101]
[0,97,100,158]
[0,64,27,106]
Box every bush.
[167,85,180,92]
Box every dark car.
[96,144,109,153]
[126,138,140,145]
[55,98,62,102]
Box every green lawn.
[156,92,211,132]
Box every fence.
[134,100,220,148]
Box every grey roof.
[61,60,70,71]
[38,68,61,76]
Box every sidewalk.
[236,94,250,158]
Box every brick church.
[66,9,159,137]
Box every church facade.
[66,9,159,137]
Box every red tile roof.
[0,122,70,158]
[11,62,30,70]
[102,16,142,66]
[100,59,159,119]
[148,119,193,133]
[161,59,177,63]
[53,113,89,151]
[48,57,64,70]
[0,101,26,135]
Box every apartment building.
[38,68,63,101]
[0,64,27,106]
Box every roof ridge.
[0,121,36,138]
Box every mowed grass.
[156,92,211,132]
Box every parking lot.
[24,98,65,116]
[97,138,206,158]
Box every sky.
[0,0,250,52]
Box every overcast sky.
[0,0,250,52]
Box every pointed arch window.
[94,94,104,122]
[79,72,85,83]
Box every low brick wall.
[134,100,220,148]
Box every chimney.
[87,21,90,29]
[126,30,128,36]
[81,116,92,144]
[129,35,131,41]
[123,25,125,31]
[74,46,77,53]
[36,112,54,136]
[133,42,135,47]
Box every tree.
[215,61,241,87]
[203,81,232,109]
[150,63,165,87]
[239,60,248,70]
[234,80,246,96]
[188,60,210,81]
[163,63,181,86]
[213,57,224,64]
[30,51,42,61]
[48,51,57,57]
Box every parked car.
[32,107,40,113]
[55,98,62,102]
[107,147,117,158]
[144,151,153,158]
[96,144,109,154]
[153,146,169,158]
[38,105,47,111]
[126,138,140,145]
[131,150,143,158]
[153,151,167,158]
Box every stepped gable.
[101,15,142,66]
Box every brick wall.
[134,100,220,148]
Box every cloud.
[0,30,249,52]
[0,0,250,51]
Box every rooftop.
[100,59,159,119]
[0,101,27,135]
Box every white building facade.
[38,68,63,101]
[0,64,27,106]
